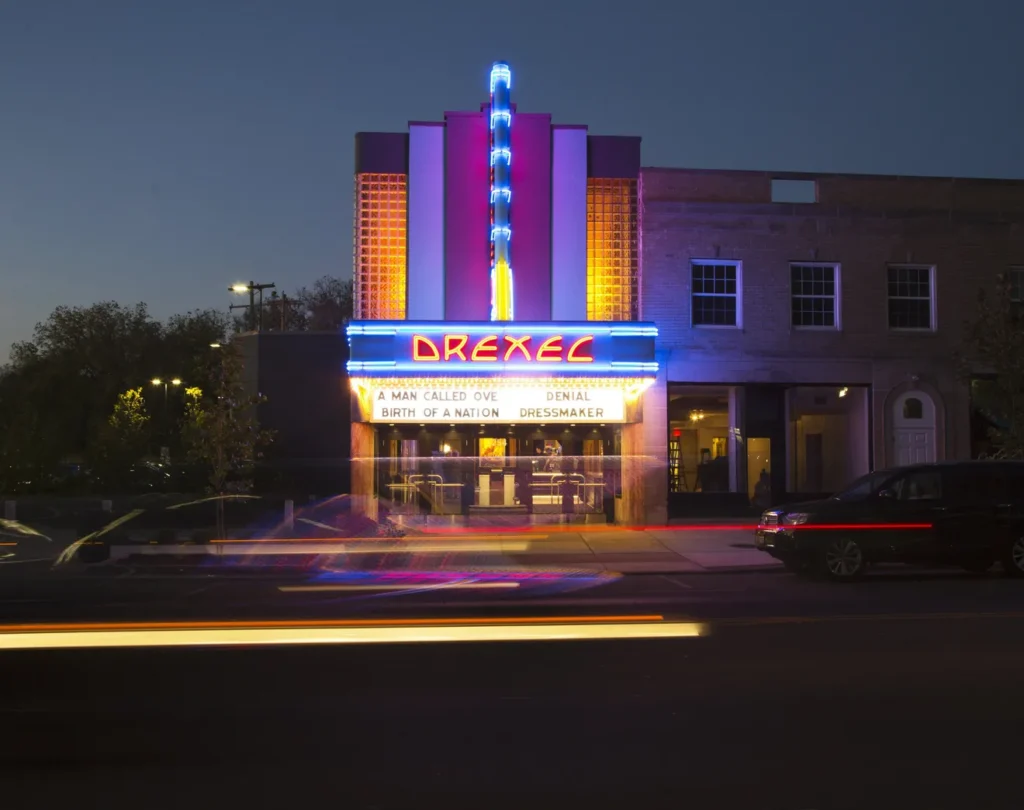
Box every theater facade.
[347,62,659,524]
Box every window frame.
[689,259,743,329]
[888,468,944,502]
[789,261,842,331]
[886,264,937,332]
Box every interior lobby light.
[838,387,849,398]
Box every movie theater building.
[346,62,662,524]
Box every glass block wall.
[354,173,407,320]
[586,177,638,321]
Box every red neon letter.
[536,335,564,362]
[471,335,499,362]
[412,335,440,361]
[444,334,469,361]
[567,335,595,363]
[503,335,532,362]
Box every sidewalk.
[33,515,778,575]
[393,518,778,574]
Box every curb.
[611,564,785,575]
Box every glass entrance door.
[475,434,519,506]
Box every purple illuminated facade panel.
[443,111,492,320]
[407,122,445,320]
[507,112,553,321]
[551,125,589,321]
[587,135,642,179]
[353,132,409,174]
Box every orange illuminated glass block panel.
[587,177,638,322]
[354,173,407,320]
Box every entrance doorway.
[372,424,618,517]
[892,391,937,465]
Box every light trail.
[0,615,706,649]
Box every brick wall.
[639,167,1024,470]
[641,169,1024,362]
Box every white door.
[894,428,935,465]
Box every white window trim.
[790,262,842,331]
[690,259,743,329]
[887,264,937,332]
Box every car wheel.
[821,537,866,581]
[1002,535,1024,578]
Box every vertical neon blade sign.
[489,62,514,321]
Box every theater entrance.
[373,423,620,518]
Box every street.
[2,568,1024,808]
[3,561,1024,623]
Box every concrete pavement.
[6,511,778,574]
[395,517,776,573]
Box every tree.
[299,276,354,330]
[4,302,163,469]
[91,387,151,490]
[231,276,354,334]
[181,345,273,535]
[961,272,1024,458]
[260,291,308,332]
[0,304,229,490]
[0,365,55,491]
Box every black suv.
[755,461,1024,580]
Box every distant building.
[237,331,350,495]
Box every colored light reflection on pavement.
[0,615,706,650]
[411,522,935,533]
[280,567,620,598]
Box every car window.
[948,466,1002,503]
[892,470,943,501]
[832,470,894,501]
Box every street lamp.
[228,281,276,332]
[150,377,181,398]
[150,378,182,459]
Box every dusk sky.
[2,0,1022,358]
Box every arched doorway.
[892,391,936,465]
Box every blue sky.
[2,0,1022,357]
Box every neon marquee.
[346,321,659,377]
[412,334,594,364]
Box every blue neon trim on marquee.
[346,321,658,378]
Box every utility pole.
[248,280,255,330]
[229,281,276,332]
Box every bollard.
[283,499,294,532]
[101,500,113,513]
[3,501,14,521]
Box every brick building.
[640,169,1024,519]
[338,61,1024,524]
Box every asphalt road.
[3,569,1024,808]
[4,561,1024,623]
